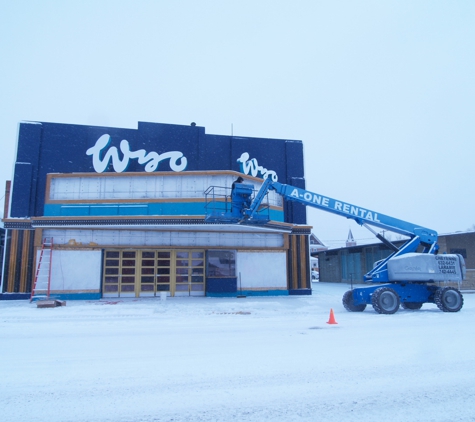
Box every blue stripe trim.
[44,202,284,221]
[31,293,102,301]
[0,293,30,301]
[207,290,289,297]
[289,289,312,295]
[206,292,240,298]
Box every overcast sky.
[1,1,474,247]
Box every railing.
[204,186,233,222]
[204,185,271,223]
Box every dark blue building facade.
[2,121,311,300]
[11,121,306,222]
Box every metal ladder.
[30,237,54,302]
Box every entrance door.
[140,251,171,296]
[103,250,137,297]
[174,250,205,297]
[103,249,205,298]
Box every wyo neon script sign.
[237,152,278,181]
[86,134,188,173]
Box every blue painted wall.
[206,277,237,294]
[11,121,306,224]
[43,202,285,221]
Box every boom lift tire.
[434,287,464,312]
[342,290,366,312]
[371,287,400,314]
[400,302,423,310]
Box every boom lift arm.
[245,178,437,245]
[242,177,438,282]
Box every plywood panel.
[43,229,284,249]
[237,251,287,289]
[43,250,102,291]
[47,173,283,207]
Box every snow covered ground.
[1,282,474,422]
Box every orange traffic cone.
[327,308,338,325]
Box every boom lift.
[208,178,465,314]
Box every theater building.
[1,121,312,300]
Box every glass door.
[155,250,172,295]
[174,251,205,297]
[103,250,137,297]
[103,249,205,297]
[138,250,172,297]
